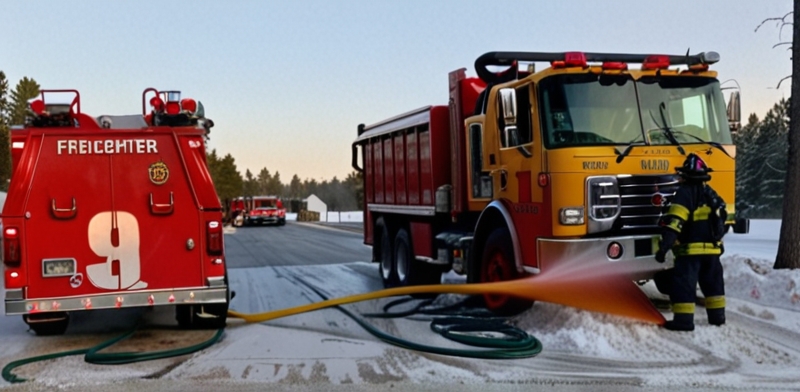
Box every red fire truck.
[232,196,286,227]
[352,51,748,315]
[2,89,229,334]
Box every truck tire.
[376,219,397,288]
[393,228,441,290]
[480,227,533,316]
[23,312,69,336]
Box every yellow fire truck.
[352,51,748,315]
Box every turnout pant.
[670,254,726,327]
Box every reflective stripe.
[705,296,726,309]
[673,242,723,256]
[693,206,711,221]
[672,302,695,314]
[667,203,690,221]
[665,218,682,233]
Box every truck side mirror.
[499,88,519,147]
[726,91,741,134]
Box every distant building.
[304,194,328,222]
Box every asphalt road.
[224,221,372,268]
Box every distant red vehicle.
[232,196,286,226]
[2,88,229,335]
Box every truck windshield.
[538,74,732,148]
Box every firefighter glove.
[655,248,667,263]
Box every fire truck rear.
[352,51,749,315]
[2,89,229,334]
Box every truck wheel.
[377,219,397,288]
[480,227,533,316]
[394,228,441,290]
[23,312,69,336]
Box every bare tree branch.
[776,75,792,89]
[779,21,794,41]
[755,12,794,33]
[773,41,793,49]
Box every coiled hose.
[3,281,541,383]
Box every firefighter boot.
[707,308,725,326]
[664,313,694,331]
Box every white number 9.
[86,211,148,290]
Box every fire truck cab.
[2,89,229,334]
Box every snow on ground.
[508,219,800,388]
[162,220,800,390]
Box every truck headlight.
[586,176,620,233]
[560,207,585,225]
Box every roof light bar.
[475,51,720,82]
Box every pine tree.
[755,100,789,216]
[257,168,271,195]
[734,113,759,214]
[289,174,302,198]
[206,149,243,203]
[243,169,258,196]
[9,77,39,126]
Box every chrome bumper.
[5,285,228,315]
[536,234,672,280]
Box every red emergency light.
[150,96,165,112]
[642,55,670,70]
[602,62,628,70]
[30,99,46,115]
[3,227,20,265]
[180,98,197,114]
[550,52,587,68]
[165,101,181,115]
[551,52,588,69]
[564,52,587,67]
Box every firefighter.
[654,153,726,331]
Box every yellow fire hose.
[228,273,666,325]
[4,265,664,383]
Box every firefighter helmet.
[676,153,712,180]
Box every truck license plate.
[42,258,76,277]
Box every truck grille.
[617,174,680,230]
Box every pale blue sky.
[1,0,793,181]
